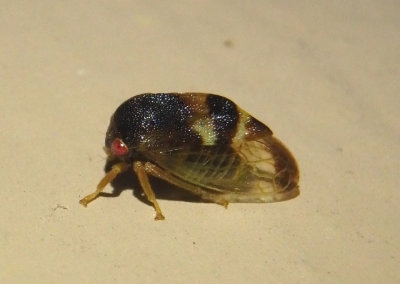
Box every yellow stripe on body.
[232,111,250,144]
[192,118,217,146]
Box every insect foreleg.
[79,162,128,207]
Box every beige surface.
[1,1,399,283]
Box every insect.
[79,93,299,220]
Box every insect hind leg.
[143,162,229,208]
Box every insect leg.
[143,162,229,208]
[133,161,166,221]
[79,162,128,207]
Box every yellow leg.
[143,162,229,208]
[79,162,128,207]
[133,161,166,221]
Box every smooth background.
[1,1,399,283]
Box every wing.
[144,134,299,203]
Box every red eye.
[111,138,128,156]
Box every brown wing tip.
[268,136,300,201]
[273,184,300,202]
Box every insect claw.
[79,199,89,207]
[216,199,229,209]
[155,213,166,221]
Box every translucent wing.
[144,134,299,203]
